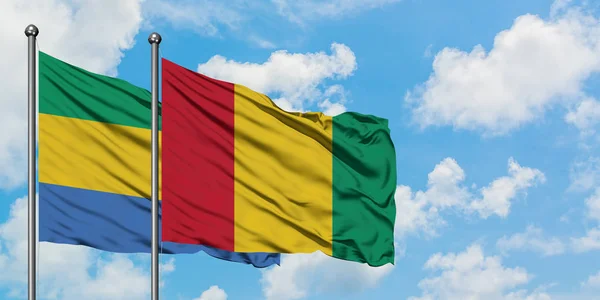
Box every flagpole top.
[148,32,162,45]
[24,24,39,37]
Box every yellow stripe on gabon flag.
[39,113,163,198]
[161,59,397,266]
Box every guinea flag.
[161,58,397,267]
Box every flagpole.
[25,24,39,300]
[149,32,162,300]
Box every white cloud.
[194,285,228,300]
[565,97,600,136]
[409,243,549,300]
[318,99,347,116]
[158,257,176,288]
[143,0,244,37]
[496,225,566,257]
[69,255,149,300]
[160,257,176,273]
[581,270,600,289]
[585,188,600,222]
[469,158,546,218]
[260,252,393,300]
[197,43,356,113]
[570,188,600,253]
[395,157,545,238]
[272,0,401,24]
[405,4,600,136]
[424,44,434,58]
[571,228,600,253]
[317,85,348,116]
[248,35,277,49]
[0,196,158,299]
[393,158,467,238]
[569,156,600,192]
[0,0,145,189]
[550,0,574,18]
[504,289,553,300]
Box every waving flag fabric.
[161,58,397,267]
[37,51,280,268]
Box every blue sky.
[1,0,600,299]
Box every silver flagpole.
[148,32,162,300]
[25,24,39,300]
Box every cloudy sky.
[1,0,600,299]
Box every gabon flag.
[161,59,397,267]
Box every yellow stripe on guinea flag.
[39,113,161,198]
[232,84,334,255]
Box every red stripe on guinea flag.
[161,58,235,251]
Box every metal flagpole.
[148,32,162,300]
[25,24,39,300]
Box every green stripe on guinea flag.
[331,112,397,267]
[39,51,158,130]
